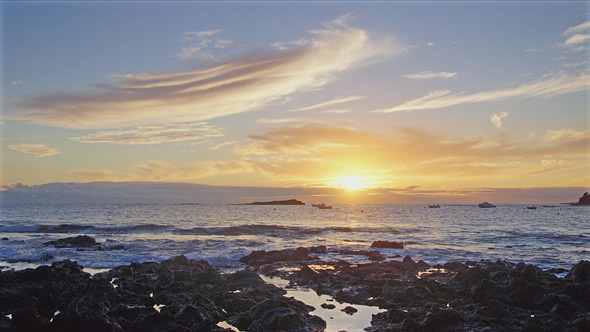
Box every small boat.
[478,202,496,208]
[526,206,537,209]
[318,205,333,209]
[428,204,440,208]
[312,203,325,208]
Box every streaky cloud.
[70,122,223,145]
[564,21,590,36]
[9,17,402,129]
[402,71,458,80]
[7,143,62,157]
[374,72,590,113]
[133,160,254,181]
[289,95,365,112]
[66,169,140,181]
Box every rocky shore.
[1,244,589,332]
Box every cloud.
[233,123,590,186]
[66,169,140,181]
[70,122,223,145]
[133,160,254,181]
[374,72,590,113]
[289,95,365,112]
[7,143,62,157]
[564,34,590,46]
[215,39,234,48]
[174,45,216,62]
[10,80,23,86]
[427,41,434,47]
[561,21,590,52]
[402,71,458,80]
[256,118,311,124]
[490,111,509,129]
[185,29,223,38]
[10,16,402,129]
[564,21,590,36]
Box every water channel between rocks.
[260,274,385,332]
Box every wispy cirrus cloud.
[7,143,62,157]
[10,16,402,129]
[289,95,365,112]
[374,72,590,113]
[184,29,223,39]
[562,21,590,52]
[133,160,254,181]
[65,169,140,181]
[256,118,312,124]
[564,21,590,36]
[174,45,216,62]
[402,71,458,80]
[70,122,222,145]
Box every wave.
[1,222,404,239]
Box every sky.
[1,1,589,204]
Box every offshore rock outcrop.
[564,191,590,206]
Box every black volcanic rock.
[0,255,325,332]
[239,247,318,266]
[44,235,101,248]
[245,199,305,205]
[371,240,404,249]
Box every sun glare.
[332,176,370,191]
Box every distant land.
[0,181,587,205]
[244,199,305,206]
[562,192,590,206]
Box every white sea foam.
[0,203,588,271]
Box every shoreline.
[1,246,589,332]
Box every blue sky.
[1,1,589,203]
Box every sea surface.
[1,203,588,272]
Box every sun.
[333,176,369,191]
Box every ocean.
[1,203,588,272]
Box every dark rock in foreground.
[238,247,590,332]
[2,247,589,332]
[244,199,305,205]
[0,255,324,332]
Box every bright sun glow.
[331,176,370,191]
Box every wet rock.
[475,300,512,318]
[230,298,325,332]
[421,306,460,332]
[341,306,357,315]
[399,318,419,332]
[371,240,404,249]
[566,260,590,283]
[10,307,44,332]
[239,247,318,266]
[321,303,336,309]
[44,235,101,248]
